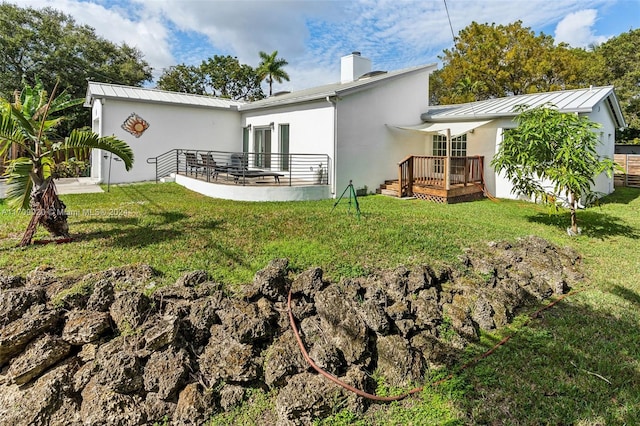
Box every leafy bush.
[54,159,90,178]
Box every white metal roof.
[422,86,626,128]
[239,63,437,111]
[85,82,245,109]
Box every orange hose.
[287,290,422,401]
[287,287,583,400]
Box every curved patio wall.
[174,174,332,202]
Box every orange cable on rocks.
[287,290,423,401]
[287,287,584,400]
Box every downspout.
[326,96,337,196]
[94,98,105,184]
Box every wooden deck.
[378,155,486,203]
[377,179,485,203]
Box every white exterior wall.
[491,104,617,200]
[586,100,617,196]
[242,101,336,191]
[335,70,431,195]
[91,99,241,184]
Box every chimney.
[341,51,372,83]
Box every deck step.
[376,179,401,197]
[380,188,399,197]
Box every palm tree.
[0,80,133,246]
[257,50,290,96]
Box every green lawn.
[1,183,639,424]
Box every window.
[279,124,290,171]
[242,127,250,153]
[254,127,271,168]
[432,134,467,157]
[433,133,468,174]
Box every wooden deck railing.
[398,156,484,197]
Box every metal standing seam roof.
[85,82,245,109]
[421,86,625,127]
[239,63,437,111]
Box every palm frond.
[4,157,34,211]
[0,113,29,156]
[47,97,84,116]
[61,130,134,171]
[9,104,37,137]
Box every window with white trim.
[432,133,467,157]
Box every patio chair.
[185,152,205,175]
[230,152,249,171]
[199,152,230,180]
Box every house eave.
[421,107,595,122]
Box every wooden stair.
[376,180,400,197]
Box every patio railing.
[398,155,484,197]
[148,149,331,186]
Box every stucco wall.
[242,102,335,192]
[335,70,431,195]
[90,98,241,184]
[491,102,617,201]
[586,99,617,196]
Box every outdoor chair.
[230,152,249,171]
[185,152,205,175]
[200,152,224,180]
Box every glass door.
[254,128,271,168]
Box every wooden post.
[398,161,404,197]
[445,129,451,190]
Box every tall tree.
[491,104,617,235]
[592,29,640,141]
[157,56,264,101]
[0,4,152,134]
[201,56,264,100]
[431,21,592,104]
[157,64,207,94]
[0,81,134,246]
[257,51,290,96]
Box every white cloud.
[554,9,610,47]
[20,0,175,78]
[14,0,618,90]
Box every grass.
[1,182,639,424]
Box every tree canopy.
[430,21,640,142]
[430,21,592,105]
[0,3,152,134]
[592,29,640,140]
[157,55,264,101]
[491,104,617,235]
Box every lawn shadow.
[598,187,640,205]
[460,296,640,424]
[71,210,197,248]
[609,285,640,307]
[527,209,638,239]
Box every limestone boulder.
[62,310,111,345]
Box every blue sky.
[21,0,640,91]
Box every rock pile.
[0,236,582,425]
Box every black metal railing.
[148,149,330,186]
[146,149,180,182]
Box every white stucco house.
[394,85,626,201]
[85,52,625,203]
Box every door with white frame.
[254,127,271,168]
